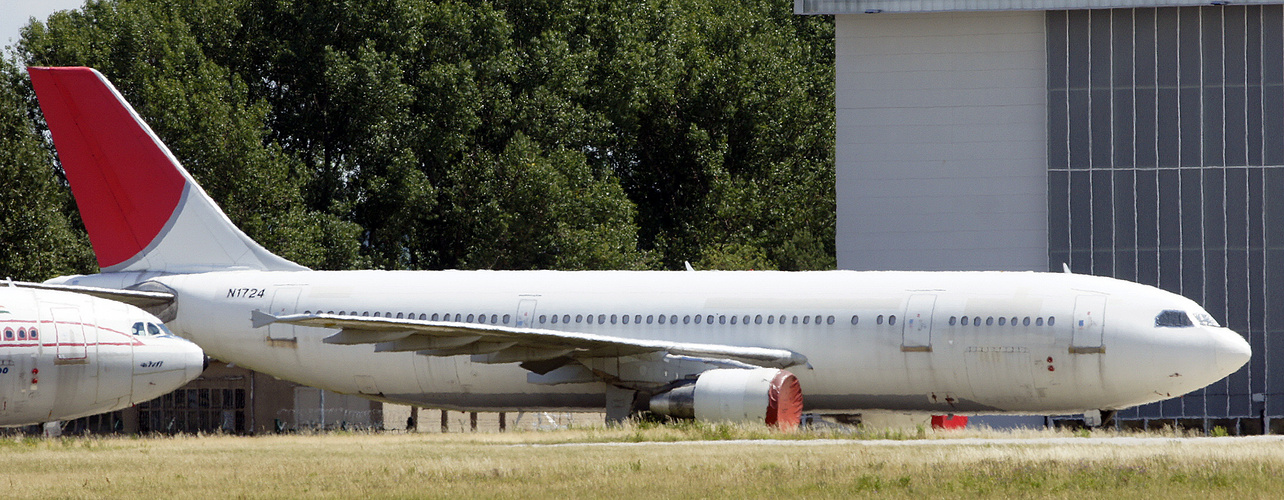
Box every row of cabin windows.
[301,310,850,326]
[948,316,1056,327]
[539,314,840,326]
[2,327,38,341]
[297,310,1056,329]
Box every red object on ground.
[931,415,968,429]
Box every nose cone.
[181,339,207,383]
[1212,329,1251,378]
[131,336,206,403]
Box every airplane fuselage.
[90,268,1248,415]
[0,287,205,426]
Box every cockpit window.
[1155,310,1194,328]
[155,323,175,336]
[146,323,161,336]
[1194,313,1220,328]
[132,322,146,336]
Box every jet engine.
[648,368,803,430]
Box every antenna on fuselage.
[684,261,696,272]
[1062,263,1073,274]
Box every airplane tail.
[28,67,306,274]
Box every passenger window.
[707,315,714,324]
[949,316,957,326]
[973,317,980,327]
[961,316,969,325]
[537,315,545,324]
[551,315,559,324]
[792,316,799,324]
[17,328,26,340]
[730,316,738,325]
[986,317,994,326]
[1010,317,1018,325]
[1023,317,1031,326]
[876,315,883,325]
[1048,316,1056,326]
[671,315,678,324]
[694,315,702,324]
[827,316,834,325]
[802,316,810,325]
[850,315,858,325]
[754,315,762,325]
[1155,310,1193,327]
[646,315,653,324]
[658,315,666,324]
[373,312,381,318]
[28,328,37,340]
[813,315,821,324]
[576,314,583,323]
[587,315,595,324]
[599,314,606,324]
[684,315,691,324]
[635,315,643,324]
[4,328,12,340]
[132,322,146,336]
[396,312,404,319]
[622,315,630,324]
[147,323,161,336]
[719,315,727,325]
[1036,317,1044,326]
[363,311,370,316]
[610,315,618,324]
[998,317,1006,326]
[385,312,392,318]
[468,314,477,322]
[768,315,776,325]
[889,315,897,326]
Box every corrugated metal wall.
[1048,5,1283,420]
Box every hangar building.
[797,0,1284,430]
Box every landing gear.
[1082,409,1118,428]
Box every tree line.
[0,0,835,280]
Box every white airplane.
[28,66,1251,429]
[0,282,205,427]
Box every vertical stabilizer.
[28,66,306,274]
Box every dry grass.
[1,424,1281,499]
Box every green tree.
[8,0,835,273]
[0,58,95,280]
[18,0,362,269]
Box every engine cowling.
[648,368,803,430]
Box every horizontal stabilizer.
[12,280,174,309]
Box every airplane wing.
[9,281,175,309]
[250,310,808,370]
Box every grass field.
[2,424,1282,498]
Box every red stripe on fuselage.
[28,67,185,269]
